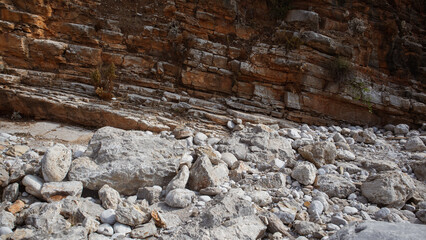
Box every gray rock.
[83,216,100,234]
[0,226,12,236]
[221,152,239,170]
[208,215,267,240]
[40,181,83,201]
[99,184,121,210]
[329,221,426,240]
[194,132,208,145]
[333,133,346,143]
[165,165,190,194]
[375,207,391,219]
[394,124,410,135]
[294,221,321,236]
[113,222,131,234]
[0,210,15,229]
[291,161,317,185]
[286,10,319,31]
[188,155,229,191]
[298,142,337,168]
[331,215,348,226]
[115,200,151,226]
[410,160,426,181]
[2,182,19,202]
[173,127,193,139]
[100,209,116,225]
[201,188,255,228]
[59,196,105,224]
[353,129,377,144]
[41,144,72,182]
[327,223,340,231]
[337,149,356,161]
[250,191,272,207]
[130,221,157,238]
[266,212,291,236]
[25,202,71,234]
[46,226,88,240]
[137,186,162,205]
[165,189,195,208]
[361,171,414,208]
[405,137,426,151]
[275,208,297,224]
[416,209,426,223]
[344,206,358,215]
[68,127,186,195]
[316,174,356,198]
[0,165,9,187]
[22,174,44,199]
[259,172,286,189]
[97,223,114,236]
[308,200,324,216]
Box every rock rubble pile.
[0,121,426,239]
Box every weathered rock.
[337,149,356,161]
[308,200,324,216]
[115,200,151,226]
[41,144,72,182]
[137,186,162,205]
[165,189,195,208]
[173,127,193,139]
[83,216,100,234]
[188,155,229,191]
[265,212,291,236]
[259,172,286,189]
[411,160,426,181]
[5,145,29,157]
[353,129,377,144]
[194,132,208,145]
[165,165,190,194]
[286,10,319,31]
[405,137,426,151]
[294,221,321,236]
[2,183,19,202]
[68,127,186,195]
[25,202,71,234]
[316,174,356,198]
[329,221,426,240]
[201,188,255,228]
[221,152,239,170]
[208,215,267,240]
[0,211,15,229]
[0,165,9,187]
[250,191,272,207]
[130,221,157,238]
[22,175,44,199]
[298,142,336,168]
[394,124,410,135]
[417,210,426,223]
[7,199,25,214]
[59,196,105,224]
[361,171,415,208]
[98,184,121,210]
[291,161,317,185]
[40,181,83,201]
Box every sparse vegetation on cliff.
[91,63,116,100]
[329,57,353,83]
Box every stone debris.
[0,122,425,239]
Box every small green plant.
[349,80,373,113]
[91,63,116,100]
[329,57,353,83]
[269,0,293,20]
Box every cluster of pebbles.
[0,120,425,239]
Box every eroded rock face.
[298,142,337,168]
[68,127,186,195]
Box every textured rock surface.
[41,144,72,182]
[298,142,336,168]
[0,0,424,132]
[68,127,186,195]
[329,221,426,240]
[361,171,415,208]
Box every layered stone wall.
[0,0,424,129]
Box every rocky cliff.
[0,0,425,130]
